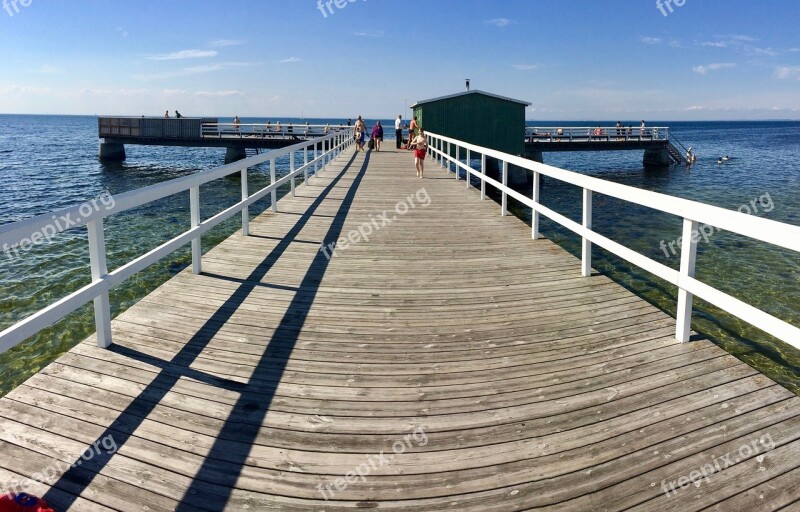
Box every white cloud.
[115,27,128,37]
[354,31,385,37]
[280,56,301,63]
[692,63,736,75]
[775,66,800,80]
[486,18,511,27]
[512,64,538,71]
[210,39,243,47]
[148,49,218,61]
[668,40,683,48]
[196,90,243,97]
[30,64,61,74]
[640,37,662,45]
[700,41,728,48]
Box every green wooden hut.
[410,90,531,155]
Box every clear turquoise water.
[1,116,798,396]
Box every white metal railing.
[525,126,670,143]
[201,122,350,139]
[0,130,354,354]
[427,131,800,349]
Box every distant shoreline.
[1,113,800,123]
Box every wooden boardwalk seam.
[0,146,798,511]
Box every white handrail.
[426,131,800,348]
[525,126,670,141]
[0,130,354,354]
[201,123,353,139]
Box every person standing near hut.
[395,115,403,149]
[408,116,419,150]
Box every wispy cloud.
[115,27,128,37]
[210,39,243,47]
[692,62,736,75]
[133,61,256,81]
[354,30,385,37]
[640,37,662,45]
[148,49,218,61]
[280,56,301,63]
[775,66,800,80]
[668,40,683,48]
[512,64,538,71]
[196,90,243,97]
[700,41,728,48]
[486,18,511,27]
[697,35,780,58]
[30,64,61,74]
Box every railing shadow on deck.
[42,149,370,509]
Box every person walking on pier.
[353,116,366,152]
[410,128,428,178]
[164,110,170,118]
[371,121,384,152]
[395,115,403,149]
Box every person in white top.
[395,115,403,149]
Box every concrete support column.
[643,148,670,167]
[98,142,125,161]
[225,146,247,164]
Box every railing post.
[304,145,309,184]
[481,153,486,200]
[270,158,277,213]
[454,145,459,180]
[190,185,202,274]
[466,148,471,189]
[290,150,296,197]
[532,171,540,239]
[439,139,444,168]
[87,219,112,348]
[446,141,450,174]
[581,189,592,277]
[676,218,699,342]
[241,167,249,236]
[501,160,508,216]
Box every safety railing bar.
[427,132,800,349]
[0,133,353,354]
[427,132,800,253]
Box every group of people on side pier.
[352,114,429,178]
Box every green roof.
[410,90,531,108]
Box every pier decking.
[1,146,799,510]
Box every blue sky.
[1,0,798,120]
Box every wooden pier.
[524,126,689,166]
[98,117,350,163]
[1,144,799,510]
